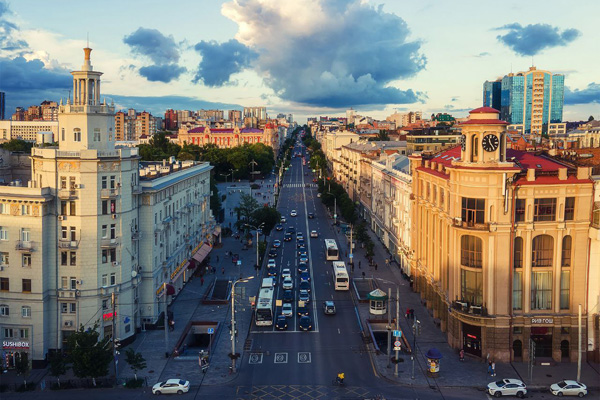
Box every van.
[261,277,275,288]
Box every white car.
[550,380,588,397]
[310,230,318,238]
[267,259,276,268]
[281,303,293,317]
[290,210,297,217]
[487,379,527,398]
[281,268,292,280]
[297,232,304,240]
[282,277,293,290]
[152,379,190,395]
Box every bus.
[255,287,274,326]
[261,277,275,288]
[324,239,339,261]
[332,261,350,290]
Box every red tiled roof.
[459,119,508,126]
[469,107,500,114]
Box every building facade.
[178,125,279,154]
[0,120,59,143]
[409,107,593,363]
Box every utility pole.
[395,286,400,377]
[255,228,260,269]
[249,159,258,182]
[577,304,582,382]
[349,223,353,266]
[334,197,337,226]
[387,287,392,368]
[411,314,419,380]
[163,283,169,358]
[112,292,118,378]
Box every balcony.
[100,188,119,199]
[131,231,142,241]
[58,189,78,200]
[100,238,119,248]
[131,184,142,194]
[452,219,490,231]
[15,240,35,251]
[59,239,79,249]
[452,300,489,317]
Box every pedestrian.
[459,349,465,361]
[222,267,225,275]
[406,308,410,319]
[491,361,496,376]
[487,361,493,375]
[169,319,175,331]
[375,263,378,271]
[362,271,366,279]
[410,309,415,319]
[201,277,205,286]
[358,260,361,269]
[216,255,220,263]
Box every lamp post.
[245,222,265,269]
[230,276,254,373]
[374,278,402,376]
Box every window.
[531,271,552,310]
[514,237,523,268]
[0,305,9,316]
[21,205,30,215]
[560,271,570,309]
[69,177,76,190]
[20,228,30,242]
[110,273,116,285]
[471,135,479,161]
[61,226,67,240]
[515,199,526,222]
[70,227,76,241]
[461,235,482,268]
[101,249,108,264]
[70,252,76,266]
[561,236,572,267]
[461,269,483,305]
[60,177,67,189]
[22,254,31,268]
[61,276,67,289]
[532,235,554,268]
[3,328,13,337]
[20,329,28,338]
[69,201,76,216]
[461,198,485,224]
[513,326,523,334]
[0,277,8,291]
[102,274,108,287]
[61,128,65,141]
[61,201,68,215]
[593,202,600,228]
[70,303,76,313]
[70,277,76,290]
[61,302,68,313]
[513,271,522,310]
[0,204,7,214]
[110,200,116,214]
[102,200,108,215]
[22,279,31,292]
[534,198,557,222]
[21,306,31,318]
[102,176,107,189]
[110,224,116,239]
[74,128,81,142]
[102,225,108,238]
[564,197,575,221]
[0,252,8,266]
[102,299,108,309]
[110,175,116,189]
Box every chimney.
[577,166,590,180]
[527,168,536,182]
[558,168,567,181]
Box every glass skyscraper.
[483,67,564,135]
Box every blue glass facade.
[483,80,501,111]
[550,75,565,123]
[501,75,524,124]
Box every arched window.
[561,235,572,267]
[461,235,482,268]
[514,237,523,268]
[531,235,554,268]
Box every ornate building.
[178,124,279,154]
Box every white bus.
[332,261,350,290]
[261,277,275,288]
[255,287,274,326]
[324,239,339,261]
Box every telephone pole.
[111,292,118,378]
[164,283,169,358]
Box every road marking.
[249,353,263,364]
[274,353,288,364]
[298,352,311,363]
[338,328,340,334]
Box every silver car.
[487,379,527,398]
[550,380,588,397]
[152,379,190,395]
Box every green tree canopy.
[124,348,147,381]
[0,139,33,153]
[67,323,113,386]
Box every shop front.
[462,323,482,358]
[530,326,553,358]
[2,339,30,370]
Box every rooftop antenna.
[87,32,89,48]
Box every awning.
[192,243,212,263]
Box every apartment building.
[0,120,59,143]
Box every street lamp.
[374,278,402,377]
[245,222,265,269]
[230,276,255,373]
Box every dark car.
[299,280,311,292]
[297,239,305,248]
[275,315,288,330]
[297,247,307,257]
[286,227,295,234]
[298,289,310,303]
[300,271,310,282]
[282,289,293,303]
[297,304,309,316]
[284,233,292,242]
[308,212,314,219]
[275,224,284,231]
[297,263,308,273]
[268,249,277,258]
[267,266,277,277]
[299,315,312,331]
[323,301,336,315]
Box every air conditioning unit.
[74,184,82,189]
[64,321,73,327]
[58,215,66,221]
[76,280,83,285]
[110,238,116,244]
[112,261,120,267]
[112,214,117,219]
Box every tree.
[209,174,222,221]
[234,193,260,230]
[124,348,146,381]
[252,206,281,235]
[0,139,33,153]
[48,350,68,387]
[67,323,113,386]
[14,352,30,385]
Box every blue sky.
[1,0,598,123]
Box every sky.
[1,0,599,123]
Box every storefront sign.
[103,311,117,321]
[531,318,554,324]
[2,341,30,350]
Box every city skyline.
[1,0,599,123]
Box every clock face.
[460,135,466,151]
[482,134,499,152]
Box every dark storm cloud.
[123,27,180,64]
[193,39,257,87]
[565,83,600,105]
[495,23,580,56]
[0,56,71,91]
[222,0,426,108]
[106,94,241,116]
[139,64,186,83]
[0,0,9,17]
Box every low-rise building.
[0,120,59,143]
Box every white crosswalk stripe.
[284,183,317,188]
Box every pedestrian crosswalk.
[248,352,311,365]
[284,183,317,188]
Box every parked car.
[310,230,318,238]
[281,303,293,317]
[152,379,190,395]
[282,277,293,290]
[323,301,336,314]
[275,315,288,330]
[487,379,527,398]
[299,315,312,331]
[550,380,587,397]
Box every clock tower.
[458,107,509,166]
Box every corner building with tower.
[0,49,215,368]
[409,107,593,363]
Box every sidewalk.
[328,215,600,391]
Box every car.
[299,280,311,292]
[290,210,297,217]
[297,232,304,240]
[284,233,292,242]
[282,289,293,303]
[275,224,284,231]
[281,268,292,279]
[299,315,312,331]
[310,230,318,238]
[297,240,306,248]
[297,304,309,316]
[275,315,288,330]
[298,263,308,273]
[299,255,309,264]
[268,249,277,258]
[152,379,190,395]
[282,277,293,290]
[298,250,308,258]
[280,216,287,223]
[308,213,314,219]
[299,271,310,282]
[281,303,293,317]
[323,301,336,314]
[267,266,277,277]
[272,239,281,248]
[487,379,527,398]
[550,380,588,397]
[286,226,295,234]
[299,289,310,303]
[267,259,277,268]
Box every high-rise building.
[164,109,178,131]
[484,67,564,135]
[0,92,5,120]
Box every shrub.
[125,378,144,389]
